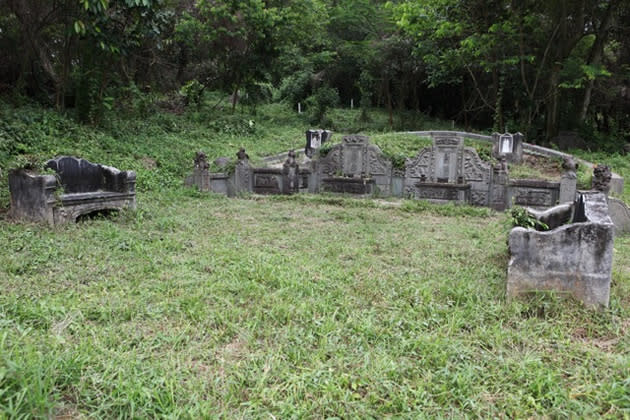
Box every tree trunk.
[545,65,561,141]
[579,0,617,122]
[231,85,239,113]
[385,79,393,129]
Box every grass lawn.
[1,190,629,418]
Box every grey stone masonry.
[407,131,624,196]
[507,191,614,307]
[184,151,211,192]
[282,150,300,194]
[9,156,136,225]
[233,148,253,195]
[592,165,612,194]
[508,179,560,208]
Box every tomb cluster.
[6,130,629,307]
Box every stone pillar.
[282,150,299,194]
[193,151,210,192]
[490,157,509,211]
[233,148,252,194]
[559,156,577,203]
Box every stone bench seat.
[9,156,136,225]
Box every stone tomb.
[317,135,392,195]
[186,148,306,196]
[251,150,302,195]
[405,136,493,205]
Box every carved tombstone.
[317,135,392,195]
[432,136,463,183]
[405,135,491,205]
[492,132,523,163]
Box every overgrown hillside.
[2,100,629,210]
[0,100,465,209]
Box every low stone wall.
[508,179,560,208]
[507,192,614,307]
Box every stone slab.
[608,197,630,235]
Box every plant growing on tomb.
[318,141,333,158]
[509,206,549,231]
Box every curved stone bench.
[9,156,136,225]
[507,191,614,307]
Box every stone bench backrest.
[45,156,128,193]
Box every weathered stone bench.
[507,191,614,307]
[9,156,136,225]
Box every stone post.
[490,157,509,211]
[233,148,252,194]
[282,150,299,194]
[193,151,210,192]
[559,156,577,203]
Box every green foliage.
[509,206,549,231]
[275,69,313,105]
[305,86,340,127]
[357,70,374,122]
[179,80,205,109]
[318,140,333,157]
[204,115,257,137]
[116,83,158,119]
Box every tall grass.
[1,191,629,417]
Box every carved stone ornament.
[194,151,209,170]
[592,165,612,193]
[463,148,491,182]
[405,148,433,179]
[237,148,249,161]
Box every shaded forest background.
[1,0,629,150]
